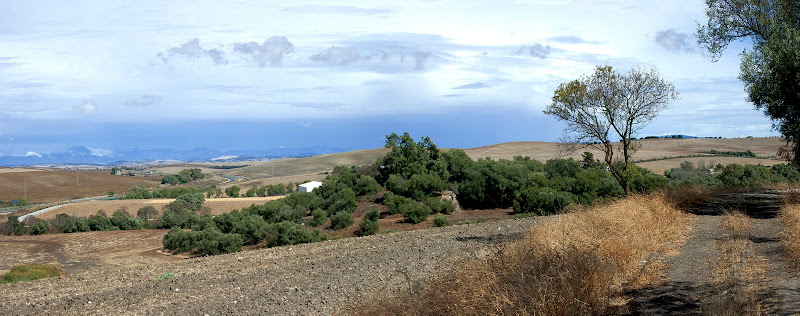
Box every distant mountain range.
[0,145,348,166]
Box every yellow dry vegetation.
[37,196,284,219]
[353,194,692,315]
[780,190,800,269]
[703,211,765,315]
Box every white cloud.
[233,36,295,67]
[23,151,42,158]
[73,100,97,114]
[453,82,491,90]
[124,94,162,107]
[653,28,695,53]
[159,38,228,65]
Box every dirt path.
[0,217,546,315]
[628,190,800,315]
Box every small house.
[298,181,323,193]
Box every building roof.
[299,181,323,187]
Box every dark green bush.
[630,173,668,194]
[772,164,800,183]
[330,212,354,230]
[309,208,327,227]
[422,197,456,214]
[87,214,117,231]
[264,221,327,247]
[162,227,243,255]
[136,206,159,223]
[283,192,325,212]
[51,214,78,233]
[719,163,771,187]
[328,188,358,215]
[355,175,382,197]
[355,208,380,236]
[156,207,193,229]
[4,216,24,235]
[401,201,431,224]
[31,221,48,235]
[513,187,574,215]
[433,215,451,227]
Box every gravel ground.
[0,216,547,315]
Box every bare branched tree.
[545,65,679,195]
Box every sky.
[0,0,779,157]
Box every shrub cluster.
[5,209,148,236]
[665,161,800,188]
[244,183,297,197]
[160,193,328,256]
[162,168,209,185]
[355,207,380,236]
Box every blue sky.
[0,0,778,157]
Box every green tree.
[330,212,354,230]
[225,185,240,198]
[545,66,678,195]
[136,206,159,223]
[698,0,800,163]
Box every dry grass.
[36,196,285,219]
[463,137,784,162]
[0,170,159,203]
[703,211,764,316]
[779,190,800,270]
[351,194,691,315]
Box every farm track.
[0,216,547,315]
[628,190,800,315]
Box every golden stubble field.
[0,169,159,203]
[463,137,784,161]
[37,196,285,219]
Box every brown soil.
[627,190,800,315]
[0,170,158,203]
[0,217,545,315]
[0,230,181,275]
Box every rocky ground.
[0,216,547,315]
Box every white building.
[298,181,323,193]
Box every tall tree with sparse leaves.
[697,0,800,163]
[545,65,678,195]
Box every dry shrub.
[780,194,800,269]
[661,185,718,210]
[352,194,690,315]
[703,211,763,316]
[783,189,800,205]
[720,211,751,239]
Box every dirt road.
[628,190,800,315]
[0,216,546,315]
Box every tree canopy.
[698,0,800,163]
[545,65,678,194]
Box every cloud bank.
[73,100,97,114]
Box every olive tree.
[697,0,800,163]
[545,65,678,194]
